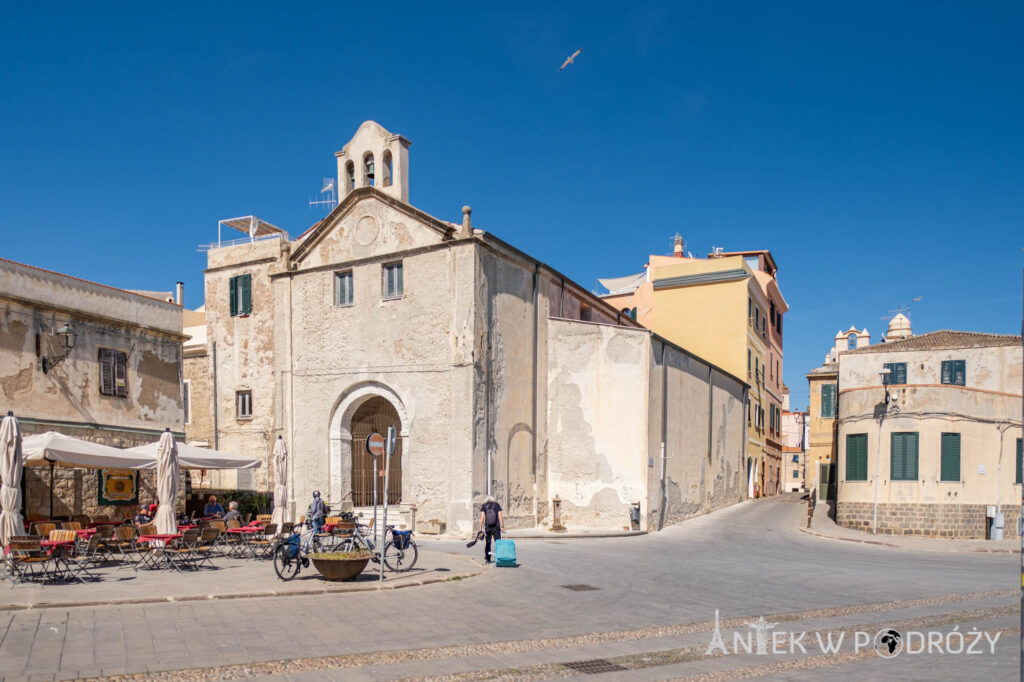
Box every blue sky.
[2,2,1022,409]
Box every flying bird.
[913,296,924,302]
[560,48,582,71]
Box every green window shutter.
[891,432,919,481]
[954,360,965,386]
[941,361,952,385]
[846,434,867,481]
[240,274,252,314]
[821,384,835,418]
[1017,439,1023,485]
[895,363,906,384]
[229,276,238,316]
[940,433,960,482]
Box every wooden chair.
[249,523,277,559]
[256,514,272,524]
[72,515,90,526]
[63,534,103,583]
[30,522,56,537]
[5,537,54,584]
[110,525,138,560]
[61,521,82,531]
[92,515,110,523]
[168,529,201,570]
[194,527,222,565]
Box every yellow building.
[601,241,788,497]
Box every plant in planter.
[308,550,375,581]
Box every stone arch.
[327,381,409,506]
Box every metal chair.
[5,537,55,584]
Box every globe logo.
[873,629,903,658]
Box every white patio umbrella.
[126,441,261,470]
[153,430,179,535]
[22,431,154,470]
[270,436,288,527]
[0,412,26,546]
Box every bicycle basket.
[392,530,412,550]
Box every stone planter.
[309,553,372,581]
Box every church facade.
[189,122,750,534]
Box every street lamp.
[41,323,77,373]
[872,368,891,534]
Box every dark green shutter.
[821,384,835,418]
[240,274,252,314]
[940,433,960,482]
[1017,439,1023,485]
[846,434,867,481]
[953,360,965,385]
[941,361,952,385]
[895,363,906,384]
[229,276,238,316]
[891,432,918,481]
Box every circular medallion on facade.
[354,216,379,246]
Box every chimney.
[175,282,184,306]
[673,234,684,258]
[458,206,472,239]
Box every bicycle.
[335,521,418,572]
[272,520,326,581]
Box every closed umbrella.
[153,430,179,535]
[0,412,26,547]
[271,436,288,527]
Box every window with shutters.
[883,362,907,385]
[890,432,919,481]
[1016,438,1023,485]
[792,469,799,478]
[229,274,252,316]
[183,380,190,424]
[820,384,836,418]
[382,262,403,300]
[98,348,128,398]
[846,433,868,481]
[940,360,966,386]
[236,390,252,419]
[334,270,353,306]
[792,454,799,463]
[940,433,960,482]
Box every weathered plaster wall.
[546,319,650,529]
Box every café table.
[137,533,182,570]
[225,527,262,559]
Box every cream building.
[836,329,1023,538]
[0,257,185,519]
[188,121,751,534]
[781,390,807,493]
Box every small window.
[792,454,799,463]
[846,434,868,480]
[891,432,919,481]
[236,391,252,419]
[99,348,128,398]
[941,360,966,386]
[820,384,836,418]
[334,270,353,306]
[229,274,252,316]
[183,380,191,424]
[847,333,857,350]
[792,470,799,478]
[940,433,960,482]
[744,256,759,272]
[883,362,906,385]
[382,262,403,299]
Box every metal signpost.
[366,432,385,551]
[380,425,397,583]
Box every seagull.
[913,296,924,302]
[560,49,582,71]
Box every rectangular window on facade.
[883,362,907,385]
[940,433,961,482]
[334,270,353,306]
[846,434,868,481]
[183,380,190,424]
[1016,438,1023,485]
[236,390,252,419]
[792,470,799,478]
[820,384,836,418]
[940,360,966,386]
[890,432,919,481]
[382,262,403,299]
[792,454,799,463]
[229,274,252,316]
[98,348,128,398]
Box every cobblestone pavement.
[0,497,1017,681]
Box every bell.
[365,158,375,179]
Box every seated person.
[203,495,225,517]
[222,501,242,523]
[133,504,152,525]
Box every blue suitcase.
[494,538,516,567]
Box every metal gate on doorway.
[350,396,403,506]
[818,462,836,501]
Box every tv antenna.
[879,298,922,322]
[309,177,337,213]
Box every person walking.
[304,490,327,551]
[478,495,505,563]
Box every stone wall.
[836,501,1021,539]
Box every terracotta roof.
[807,363,838,376]
[294,220,322,242]
[843,330,1021,354]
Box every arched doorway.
[349,396,403,506]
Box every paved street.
[1,496,1018,681]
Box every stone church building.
[187,121,749,534]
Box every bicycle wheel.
[383,540,418,572]
[273,545,301,581]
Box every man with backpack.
[478,495,504,563]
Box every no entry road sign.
[366,432,385,457]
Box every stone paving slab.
[0,550,482,611]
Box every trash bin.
[629,502,641,531]
[992,512,1005,541]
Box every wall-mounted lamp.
[42,323,77,373]
[879,368,891,404]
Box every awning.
[22,431,154,469]
[126,441,262,470]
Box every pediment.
[290,187,455,268]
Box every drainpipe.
[658,340,668,531]
[873,413,883,535]
[707,365,714,506]
[211,341,219,451]
[531,264,540,523]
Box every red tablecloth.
[75,528,97,538]
[226,527,261,534]
[139,534,181,543]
